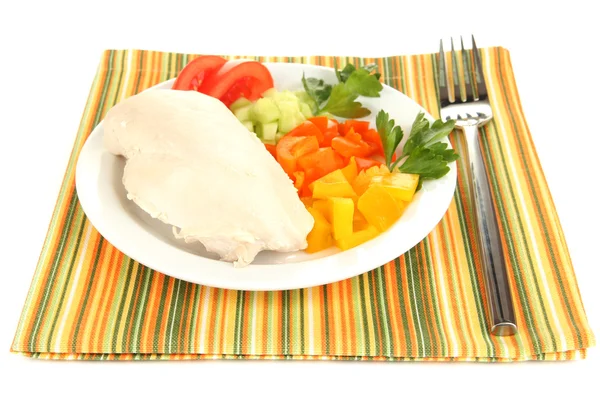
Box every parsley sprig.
[376,110,459,181]
[301,61,383,118]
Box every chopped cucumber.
[233,104,253,121]
[229,88,319,143]
[252,98,280,124]
[241,121,254,132]
[300,102,313,118]
[230,97,252,111]
[256,122,278,141]
[277,101,306,133]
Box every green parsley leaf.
[321,84,370,118]
[336,63,357,83]
[376,110,404,167]
[398,147,454,180]
[375,109,459,183]
[302,73,332,112]
[345,68,383,97]
[403,112,456,155]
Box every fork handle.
[463,124,517,336]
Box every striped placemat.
[11,48,595,361]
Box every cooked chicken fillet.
[103,89,314,267]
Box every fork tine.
[450,38,462,102]
[461,36,475,101]
[471,35,488,100]
[438,39,451,106]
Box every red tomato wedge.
[172,56,227,91]
[200,61,274,107]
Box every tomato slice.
[172,55,227,91]
[201,61,274,107]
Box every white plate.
[75,62,457,291]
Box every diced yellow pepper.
[357,185,402,232]
[312,181,357,199]
[340,156,358,182]
[336,225,379,250]
[351,165,391,196]
[305,207,333,253]
[353,210,370,231]
[369,172,420,202]
[330,197,354,240]
[312,199,332,222]
[310,169,357,199]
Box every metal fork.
[438,36,517,336]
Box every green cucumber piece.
[241,121,254,132]
[252,97,280,124]
[277,101,306,133]
[261,88,278,98]
[233,104,253,121]
[256,122,278,141]
[230,97,252,111]
[300,102,313,118]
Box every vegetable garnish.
[302,61,383,118]
[376,110,459,184]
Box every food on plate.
[103,89,314,267]
[230,88,316,143]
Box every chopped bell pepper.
[330,197,354,240]
[336,225,379,250]
[369,172,420,202]
[357,185,403,232]
[305,207,333,253]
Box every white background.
[0,0,598,399]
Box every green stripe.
[130,266,153,353]
[394,258,413,356]
[357,274,371,355]
[112,258,136,352]
[233,290,245,354]
[298,289,305,355]
[151,277,172,353]
[374,265,394,357]
[366,271,382,356]
[322,286,331,354]
[70,237,104,352]
[165,279,186,353]
[121,262,145,350]
[422,238,448,356]
[281,290,290,354]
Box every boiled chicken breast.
[103,89,314,267]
